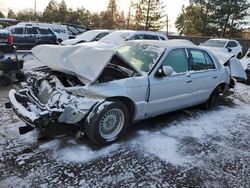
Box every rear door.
[10,27,24,45]
[148,48,194,117]
[25,27,39,46]
[187,48,220,103]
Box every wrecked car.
[241,48,250,84]
[6,40,247,145]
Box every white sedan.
[200,38,243,59]
[61,29,112,45]
[7,40,246,145]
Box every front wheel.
[0,74,11,86]
[84,100,129,145]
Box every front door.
[148,48,193,117]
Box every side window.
[26,27,38,34]
[190,49,215,71]
[144,35,159,40]
[204,52,216,69]
[159,36,166,40]
[11,27,23,34]
[226,41,237,48]
[162,49,189,73]
[129,34,144,40]
[190,50,207,71]
[93,32,109,41]
[39,28,50,35]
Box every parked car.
[61,29,112,45]
[15,22,69,43]
[6,25,58,50]
[0,29,14,53]
[241,48,250,84]
[200,38,243,59]
[7,40,246,145]
[63,23,86,39]
[98,30,168,45]
[169,39,194,45]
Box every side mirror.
[156,66,173,77]
[227,48,232,52]
[162,66,174,76]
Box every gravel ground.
[0,60,250,187]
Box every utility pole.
[166,14,169,36]
[34,0,37,19]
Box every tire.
[16,72,25,82]
[203,86,221,109]
[58,39,63,43]
[236,53,242,59]
[84,100,129,145]
[0,74,11,86]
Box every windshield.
[76,30,104,41]
[201,40,227,48]
[116,43,165,73]
[99,31,134,44]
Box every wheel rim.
[99,108,125,141]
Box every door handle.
[213,76,218,79]
[186,80,192,83]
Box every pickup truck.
[0,29,14,53]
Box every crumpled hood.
[31,44,115,85]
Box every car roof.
[207,38,236,42]
[124,40,196,49]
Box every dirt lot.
[0,62,250,187]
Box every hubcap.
[99,108,124,141]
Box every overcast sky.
[0,0,189,32]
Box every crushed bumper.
[7,88,98,134]
[8,89,60,129]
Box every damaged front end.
[7,67,100,134]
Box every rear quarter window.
[190,49,216,71]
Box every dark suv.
[7,25,58,50]
[0,29,14,53]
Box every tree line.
[0,0,166,31]
[0,0,249,38]
[175,0,250,38]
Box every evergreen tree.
[58,0,68,23]
[7,9,16,19]
[100,0,125,29]
[133,0,165,31]
[175,0,250,37]
[43,0,59,22]
[0,11,5,18]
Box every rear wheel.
[0,74,11,86]
[203,86,222,109]
[84,100,129,145]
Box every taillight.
[8,34,14,46]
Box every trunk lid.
[213,51,247,80]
